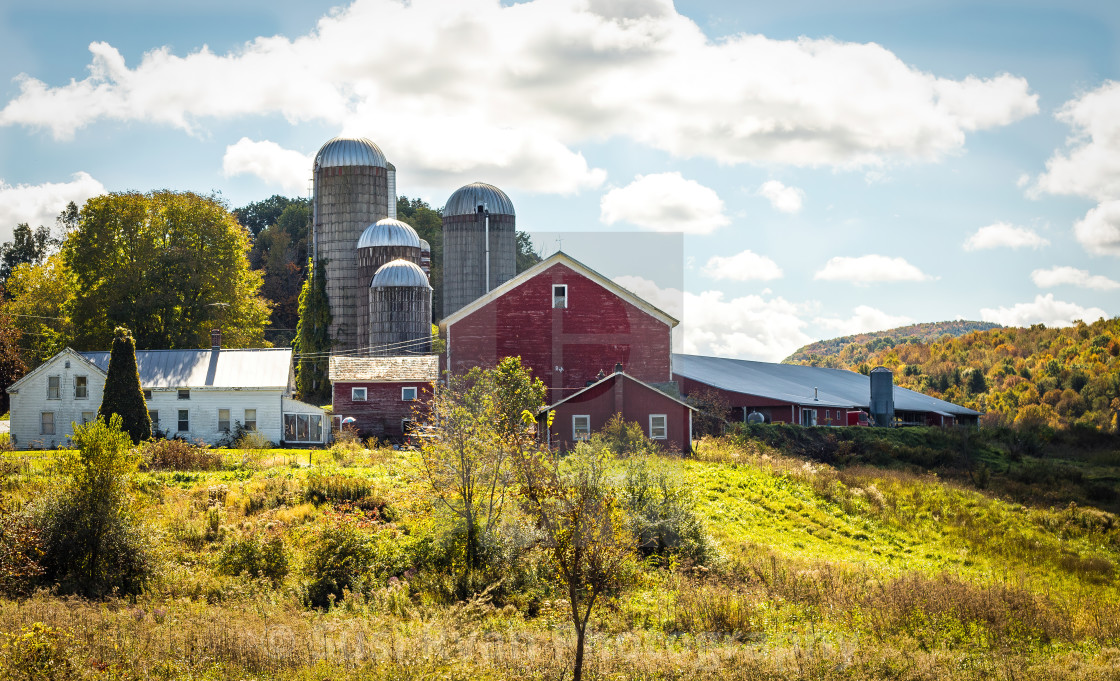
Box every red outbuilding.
[540,370,696,454]
[329,356,437,440]
[440,252,678,404]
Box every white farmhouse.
[6,338,325,449]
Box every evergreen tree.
[295,258,332,404]
[98,327,151,444]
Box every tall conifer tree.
[295,259,332,404]
[98,327,150,443]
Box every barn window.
[402,418,416,434]
[352,387,367,401]
[244,409,257,431]
[218,409,231,433]
[178,409,190,432]
[801,408,817,426]
[553,284,568,309]
[401,386,418,401]
[82,412,95,424]
[573,415,590,441]
[47,376,60,400]
[649,414,667,440]
[178,389,190,400]
[40,412,55,435]
[74,376,88,399]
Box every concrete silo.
[356,218,423,350]
[369,260,432,355]
[441,182,516,318]
[312,137,391,351]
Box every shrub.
[139,438,222,471]
[303,471,376,507]
[0,503,44,596]
[217,534,289,583]
[591,414,660,457]
[1,622,74,680]
[304,521,373,608]
[621,455,717,566]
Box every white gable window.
[352,387,367,401]
[40,412,55,435]
[47,376,60,400]
[244,409,257,431]
[553,284,568,309]
[401,386,418,401]
[649,414,668,440]
[75,376,88,399]
[178,409,189,432]
[573,415,591,441]
[218,409,231,433]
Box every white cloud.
[1033,81,1120,202]
[1031,266,1120,291]
[980,294,1108,328]
[613,274,811,361]
[1072,200,1120,256]
[814,306,914,337]
[963,222,1049,251]
[757,180,803,213]
[0,0,1037,180]
[701,249,783,281]
[600,172,729,233]
[0,172,106,242]
[814,254,931,284]
[222,138,311,193]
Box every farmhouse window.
[47,376,60,400]
[178,389,190,400]
[218,409,231,433]
[40,412,55,435]
[649,414,667,440]
[553,284,568,309]
[149,411,159,429]
[74,376,88,399]
[244,409,257,431]
[401,386,418,401]
[178,409,189,432]
[284,414,323,442]
[352,387,367,401]
[573,415,591,441]
[143,390,152,400]
[81,412,95,424]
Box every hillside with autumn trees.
[787,318,1120,431]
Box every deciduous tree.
[295,258,332,404]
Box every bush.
[591,414,661,457]
[0,504,44,596]
[217,533,289,583]
[139,438,222,471]
[303,471,376,507]
[1,622,74,680]
[621,455,718,566]
[304,521,374,608]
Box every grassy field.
[1,428,1118,680]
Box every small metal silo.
[387,162,397,219]
[312,136,391,351]
[419,239,432,280]
[369,259,432,355]
[442,182,516,318]
[869,367,895,427]
[356,218,422,352]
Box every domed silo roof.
[315,137,388,169]
[419,238,431,252]
[371,259,432,288]
[444,182,515,216]
[357,218,422,249]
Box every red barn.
[440,252,678,404]
[329,356,437,440]
[540,371,695,454]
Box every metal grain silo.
[869,367,895,427]
[441,182,516,318]
[357,218,423,351]
[369,259,432,355]
[419,239,432,279]
[312,137,391,351]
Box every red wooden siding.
[446,262,672,403]
[674,375,799,423]
[332,381,432,439]
[543,374,692,454]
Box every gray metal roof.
[672,354,980,416]
[444,182,515,216]
[419,238,430,252]
[357,218,421,249]
[314,137,388,169]
[81,348,294,389]
[371,259,431,288]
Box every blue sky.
[2,0,1118,360]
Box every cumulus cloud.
[0,172,106,242]
[814,306,915,337]
[963,222,1049,251]
[600,172,729,233]
[701,249,783,281]
[757,180,804,213]
[0,0,1037,181]
[1030,266,1120,290]
[814,254,931,284]
[223,138,311,193]
[1072,200,1120,256]
[980,294,1107,327]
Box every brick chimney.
[211,328,221,350]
